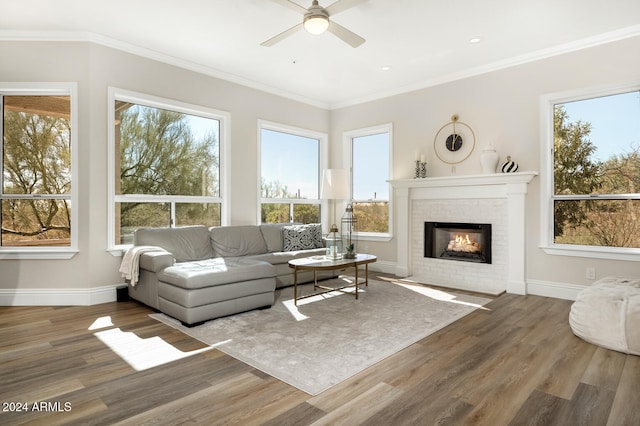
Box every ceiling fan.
[261,0,366,48]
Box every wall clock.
[434,115,476,167]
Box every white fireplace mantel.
[389,171,537,295]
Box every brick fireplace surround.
[389,172,537,295]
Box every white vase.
[480,147,499,174]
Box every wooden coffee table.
[288,254,377,305]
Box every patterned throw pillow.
[283,224,323,251]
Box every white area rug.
[150,278,492,395]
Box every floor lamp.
[321,169,350,259]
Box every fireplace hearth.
[424,222,492,264]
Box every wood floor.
[1,277,638,425]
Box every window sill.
[0,249,78,260]
[356,233,392,243]
[107,246,130,257]
[540,244,640,262]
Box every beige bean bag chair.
[569,276,640,355]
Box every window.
[259,121,326,224]
[344,124,392,238]
[109,88,228,250]
[541,83,640,260]
[1,83,77,259]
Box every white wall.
[330,35,640,297]
[1,35,639,304]
[0,41,330,303]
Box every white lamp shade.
[321,169,350,200]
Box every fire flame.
[455,234,472,245]
[448,234,481,253]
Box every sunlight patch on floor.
[93,326,213,371]
[88,316,114,330]
[282,283,364,321]
[395,282,490,309]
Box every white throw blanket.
[119,246,165,287]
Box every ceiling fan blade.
[325,0,367,16]
[268,0,308,15]
[261,23,304,47]
[327,21,365,47]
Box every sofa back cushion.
[259,223,290,252]
[134,226,214,262]
[210,225,268,257]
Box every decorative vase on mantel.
[480,145,499,174]
[500,155,519,173]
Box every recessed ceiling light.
[381,66,392,71]
[469,37,482,44]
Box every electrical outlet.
[586,267,596,280]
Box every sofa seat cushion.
[157,258,275,290]
[247,247,327,265]
[569,276,640,355]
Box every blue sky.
[352,132,389,200]
[261,129,390,201]
[562,90,640,162]
[261,129,319,199]
[187,114,219,142]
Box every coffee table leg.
[355,263,359,300]
[294,266,298,305]
[365,263,369,287]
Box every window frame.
[107,87,230,254]
[257,120,328,226]
[343,123,393,241]
[539,81,640,261]
[0,82,78,260]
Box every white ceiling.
[2,0,640,109]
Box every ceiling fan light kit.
[263,0,366,47]
[304,14,329,35]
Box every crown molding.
[329,24,640,110]
[0,29,330,109]
[2,25,640,111]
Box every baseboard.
[366,261,587,301]
[527,279,586,301]
[367,260,396,275]
[0,277,584,305]
[0,264,399,306]
[333,259,587,301]
[0,285,122,306]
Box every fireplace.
[390,173,536,294]
[424,222,492,264]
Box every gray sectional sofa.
[127,223,337,326]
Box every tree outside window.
[553,90,640,249]
[1,94,72,248]
[112,92,222,246]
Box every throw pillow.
[283,224,319,251]
[309,223,324,248]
